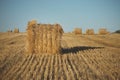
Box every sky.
[0,0,120,33]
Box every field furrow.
[0,33,119,80]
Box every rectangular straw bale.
[26,20,63,54]
[14,28,19,33]
[53,24,63,53]
[47,31,52,53]
[28,20,37,26]
[99,28,108,35]
[46,24,52,53]
[26,23,36,53]
[86,29,94,35]
[34,26,39,53]
[42,24,47,53]
[38,25,43,53]
[73,28,82,34]
[51,28,57,54]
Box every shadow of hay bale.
[61,46,104,54]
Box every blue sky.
[0,0,120,33]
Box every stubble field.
[0,32,120,80]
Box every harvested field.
[0,32,120,80]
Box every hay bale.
[38,25,43,53]
[26,20,36,53]
[73,28,82,34]
[14,28,19,33]
[42,25,47,53]
[34,25,39,53]
[52,27,57,54]
[99,28,109,35]
[26,21,63,54]
[28,20,37,26]
[47,30,52,53]
[51,24,63,54]
[46,24,53,53]
[86,29,94,35]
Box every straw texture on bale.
[73,28,82,34]
[28,20,37,27]
[86,29,94,35]
[14,28,19,33]
[99,28,109,35]
[26,20,63,54]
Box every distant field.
[0,32,120,80]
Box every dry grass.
[26,20,63,54]
[0,32,120,80]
